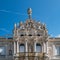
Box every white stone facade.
[0,8,60,60]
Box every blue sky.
[0,0,60,37]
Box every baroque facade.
[0,8,60,60]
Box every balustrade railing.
[16,52,44,57]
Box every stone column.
[34,40,37,58]
[26,40,28,52]
[45,42,47,53]
[17,41,19,53]
[25,40,28,60]
[34,41,38,60]
[42,42,43,52]
[44,42,46,53]
[53,44,55,56]
[14,41,16,55]
[34,41,36,52]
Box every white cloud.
[55,34,60,37]
[0,10,26,15]
[48,34,54,37]
[0,28,9,33]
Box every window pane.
[20,44,25,52]
[9,50,12,55]
[36,44,42,52]
[55,46,60,55]
[0,47,6,55]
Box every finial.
[27,8,32,19]
[20,21,23,26]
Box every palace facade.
[0,8,60,60]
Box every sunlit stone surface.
[0,8,60,60]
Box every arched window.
[19,44,25,52]
[36,43,42,52]
[28,34,32,36]
[37,34,40,36]
[20,34,24,36]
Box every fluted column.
[14,41,16,55]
